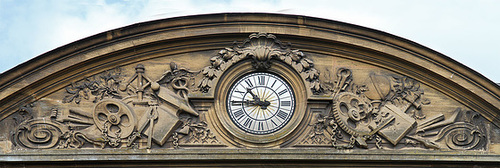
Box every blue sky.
[1,0,499,82]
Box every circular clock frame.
[213,60,307,146]
[227,72,296,135]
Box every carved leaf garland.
[198,33,323,94]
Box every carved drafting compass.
[116,64,161,148]
[119,64,160,105]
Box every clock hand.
[231,100,256,106]
[247,88,272,109]
[259,100,271,109]
[246,88,260,102]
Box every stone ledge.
[2,149,498,162]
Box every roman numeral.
[231,101,242,106]
[258,76,265,85]
[258,122,264,130]
[281,101,290,106]
[271,119,278,126]
[245,79,254,88]
[235,90,245,96]
[271,80,277,88]
[234,109,244,120]
[243,118,253,128]
[278,89,287,96]
[277,110,288,120]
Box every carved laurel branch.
[198,33,322,94]
[63,67,123,104]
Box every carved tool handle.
[147,106,159,149]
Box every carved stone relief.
[63,67,123,104]
[198,33,322,94]
[297,68,488,150]
[6,33,490,152]
[11,63,215,150]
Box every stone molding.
[0,13,499,164]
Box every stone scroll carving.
[298,68,487,150]
[198,33,322,94]
[12,107,104,149]
[14,118,66,149]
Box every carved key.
[333,68,352,97]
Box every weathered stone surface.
[0,13,499,166]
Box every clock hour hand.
[231,100,256,106]
[259,100,271,109]
[246,88,271,109]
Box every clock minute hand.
[246,88,260,102]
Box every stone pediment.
[1,13,500,166]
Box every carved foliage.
[198,33,322,94]
[172,116,220,148]
[63,67,123,104]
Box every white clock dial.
[227,72,295,135]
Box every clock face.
[227,72,295,135]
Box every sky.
[1,0,499,82]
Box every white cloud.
[0,0,499,82]
[0,0,141,71]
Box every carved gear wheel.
[332,92,373,137]
[93,99,137,138]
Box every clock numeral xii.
[258,76,265,86]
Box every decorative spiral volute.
[14,119,66,149]
[435,122,485,150]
